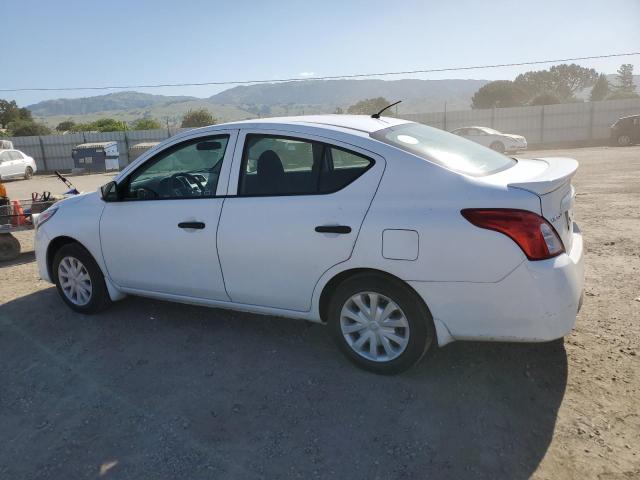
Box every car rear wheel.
[490,141,505,153]
[328,273,435,374]
[24,167,33,179]
[53,243,112,314]
[617,135,631,146]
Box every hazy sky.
[4,0,640,106]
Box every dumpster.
[128,142,159,164]
[72,141,119,172]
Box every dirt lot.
[1,146,638,479]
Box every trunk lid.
[484,157,578,252]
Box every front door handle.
[178,221,205,229]
[315,225,352,234]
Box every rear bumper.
[410,224,585,345]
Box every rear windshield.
[371,123,517,177]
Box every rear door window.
[239,134,373,196]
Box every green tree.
[549,64,598,99]
[347,97,391,115]
[590,74,610,101]
[0,99,33,129]
[613,64,637,96]
[515,64,598,101]
[514,70,555,98]
[333,106,344,114]
[131,118,162,130]
[471,81,528,109]
[529,93,562,106]
[94,118,127,132]
[56,120,77,132]
[9,120,51,136]
[181,109,216,128]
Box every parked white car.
[451,126,527,153]
[0,149,37,180]
[34,115,583,373]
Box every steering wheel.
[170,172,205,196]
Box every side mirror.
[100,181,119,202]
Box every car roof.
[616,115,640,121]
[221,114,411,135]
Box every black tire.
[490,141,505,153]
[0,234,20,261]
[24,167,33,179]
[328,273,436,374]
[52,242,112,314]
[617,135,631,147]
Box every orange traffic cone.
[11,200,25,227]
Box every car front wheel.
[328,273,435,374]
[53,243,112,314]
[24,166,33,179]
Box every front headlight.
[35,206,58,229]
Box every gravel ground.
[0,146,638,479]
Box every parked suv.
[610,115,640,146]
[0,149,37,180]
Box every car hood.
[53,191,97,209]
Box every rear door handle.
[315,225,352,234]
[178,221,205,229]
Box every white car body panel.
[35,115,584,348]
[0,149,37,179]
[217,128,385,311]
[98,130,239,299]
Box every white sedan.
[34,115,583,373]
[451,126,527,153]
[0,148,37,180]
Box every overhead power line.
[2,52,639,93]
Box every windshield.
[371,123,516,176]
[477,127,501,135]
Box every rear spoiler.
[508,157,578,195]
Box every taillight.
[461,208,565,261]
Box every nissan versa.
[34,115,584,373]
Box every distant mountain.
[209,79,490,113]
[27,78,491,124]
[28,91,196,116]
[26,75,640,125]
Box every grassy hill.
[28,78,491,127]
[209,78,489,114]
[37,100,255,129]
[28,91,195,117]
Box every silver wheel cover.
[57,256,92,306]
[340,291,410,362]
